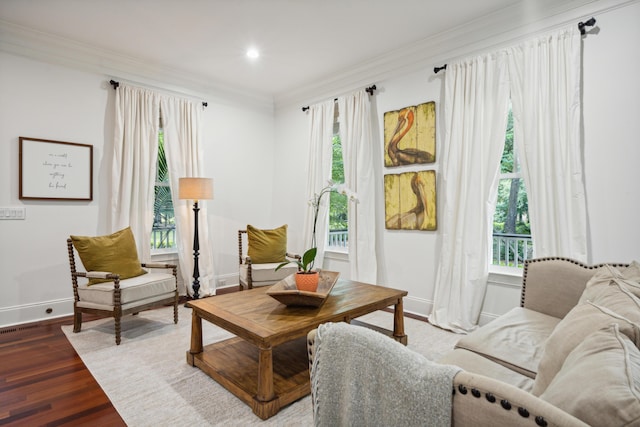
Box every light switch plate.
[0,207,26,220]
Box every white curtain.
[429,53,511,333]
[338,90,378,284]
[303,100,336,267]
[161,96,215,296]
[507,27,587,262]
[111,84,161,261]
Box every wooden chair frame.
[238,230,301,291]
[67,238,179,345]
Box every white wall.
[0,53,276,326]
[273,1,640,323]
[2,0,639,327]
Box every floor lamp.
[179,177,213,299]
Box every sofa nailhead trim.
[485,393,496,403]
[518,407,530,418]
[521,257,629,308]
[471,388,481,398]
[458,385,468,394]
[500,399,512,410]
[535,415,548,426]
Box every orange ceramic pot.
[295,271,319,292]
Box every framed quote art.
[19,137,93,201]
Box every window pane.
[493,178,530,235]
[500,107,519,174]
[151,129,176,250]
[492,103,532,267]
[157,130,168,183]
[328,133,349,249]
[152,185,176,249]
[493,177,531,267]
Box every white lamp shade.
[179,177,213,201]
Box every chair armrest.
[142,262,177,269]
[73,271,119,280]
[73,271,121,289]
[452,371,588,426]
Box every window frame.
[326,107,349,254]
[490,104,532,271]
[151,128,177,255]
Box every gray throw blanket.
[311,322,461,427]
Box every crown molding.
[274,0,637,110]
[0,0,635,113]
[0,19,275,112]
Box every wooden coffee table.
[186,279,408,419]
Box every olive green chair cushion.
[70,227,147,285]
[246,224,288,264]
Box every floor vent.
[0,324,39,335]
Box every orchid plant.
[276,181,358,274]
[308,180,358,266]
[275,247,318,274]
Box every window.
[492,105,532,267]
[327,109,349,251]
[151,129,177,251]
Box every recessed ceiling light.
[246,48,259,59]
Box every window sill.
[488,264,523,288]
[151,249,178,258]
[324,249,349,261]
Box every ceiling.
[0,0,595,106]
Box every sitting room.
[1,0,639,425]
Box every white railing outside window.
[327,229,348,249]
[492,233,533,268]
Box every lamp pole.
[179,177,213,300]
[191,199,201,299]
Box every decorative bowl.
[266,270,340,307]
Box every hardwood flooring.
[0,315,125,426]
[0,290,237,426]
[0,286,425,426]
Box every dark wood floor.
[0,315,125,426]
[0,287,424,426]
[0,290,239,426]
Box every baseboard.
[0,298,74,328]
[215,273,239,289]
[403,294,504,328]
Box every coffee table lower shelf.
[186,336,310,420]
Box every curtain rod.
[301,85,377,112]
[433,17,597,74]
[109,79,208,107]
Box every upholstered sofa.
[308,257,640,426]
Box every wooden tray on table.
[266,270,340,307]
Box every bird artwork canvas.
[384,101,436,167]
[384,170,436,231]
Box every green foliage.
[500,108,515,174]
[152,130,176,249]
[275,247,318,273]
[329,134,348,230]
[493,106,530,236]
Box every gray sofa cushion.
[439,348,534,391]
[454,307,560,378]
[532,294,640,396]
[579,261,640,303]
[539,324,640,426]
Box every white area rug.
[62,304,459,426]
